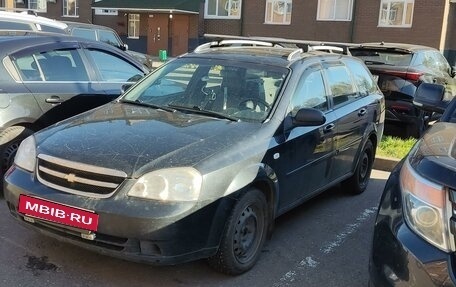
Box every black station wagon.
[4,37,385,274]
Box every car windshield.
[351,48,413,66]
[121,58,288,122]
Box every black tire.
[343,140,374,195]
[0,126,34,178]
[208,189,269,275]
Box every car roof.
[0,11,68,30]
[186,38,356,68]
[0,34,125,58]
[355,42,436,53]
[63,21,116,32]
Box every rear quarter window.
[344,59,378,95]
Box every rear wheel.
[343,140,374,195]
[208,189,269,275]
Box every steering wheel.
[238,98,271,112]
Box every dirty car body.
[5,39,385,274]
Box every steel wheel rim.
[233,205,263,264]
[359,152,370,183]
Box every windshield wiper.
[168,104,239,122]
[121,99,176,112]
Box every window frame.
[128,14,140,39]
[317,0,353,22]
[264,0,292,25]
[63,0,79,18]
[28,0,47,12]
[378,0,414,28]
[204,0,242,19]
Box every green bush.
[377,136,417,159]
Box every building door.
[147,14,169,57]
[171,15,189,56]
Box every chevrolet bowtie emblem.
[65,173,77,183]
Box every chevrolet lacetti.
[4,37,385,274]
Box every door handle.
[45,96,64,104]
[323,123,335,133]
[358,108,367,117]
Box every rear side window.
[72,28,97,40]
[344,60,378,95]
[12,49,89,82]
[0,20,32,30]
[324,65,356,107]
[87,49,143,82]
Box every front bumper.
[369,163,456,286]
[4,166,234,265]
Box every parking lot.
[0,169,389,287]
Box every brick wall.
[17,1,92,23]
[353,0,445,48]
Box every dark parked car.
[64,21,154,70]
[5,37,384,274]
[350,42,456,138]
[369,83,456,286]
[0,34,147,181]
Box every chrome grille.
[37,154,127,198]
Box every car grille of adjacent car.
[36,154,127,198]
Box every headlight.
[400,159,452,251]
[127,167,202,202]
[14,135,36,172]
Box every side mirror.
[413,82,446,114]
[293,108,326,126]
[123,43,129,51]
[451,66,456,77]
[121,84,133,94]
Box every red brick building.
[4,0,456,64]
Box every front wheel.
[343,140,374,195]
[208,189,269,275]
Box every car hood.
[411,122,456,189]
[35,102,266,178]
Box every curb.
[373,155,401,172]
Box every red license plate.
[18,194,99,232]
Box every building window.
[205,0,242,19]
[128,14,140,39]
[317,0,353,21]
[378,0,414,27]
[265,0,292,25]
[63,0,79,17]
[28,0,47,12]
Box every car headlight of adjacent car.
[127,167,202,202]
[14,135,36,172]
[400,158,453,252]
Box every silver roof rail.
[194,39,274,53]
[287,48,303,61]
